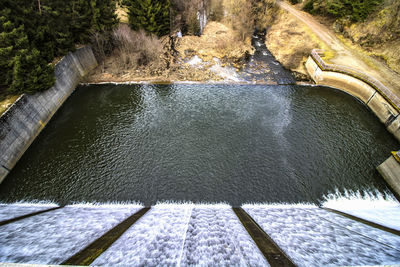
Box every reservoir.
[0,84,397,206]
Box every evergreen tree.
[0,7,54,94]
[92,0,119,32]
[124,0,170,36]
[71,0,93,43]
[0,9,26,89]
[0,0,119,94]
[10,48,55,94]
[303,0,383,22]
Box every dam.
[1,33,399,266]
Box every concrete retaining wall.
[306,56,400,141]
[377,155,400,198]
[0,46,98,183]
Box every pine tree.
[0,6,54,95]
[0,9,26,89]
[70,0,93,43]
[10,48,55,94]
[1,0,119,94]
[94,0,119,32]
[124,0,170,36]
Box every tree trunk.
[37,0,42,14]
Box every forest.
[0,0,388,95]
[0,0,118,95]
[301,0,383,22]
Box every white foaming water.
[94,203,268,266]
[2,202,400,266]
[209,58,242,82]
[268,90,292,135]
[268,90,295,181]
[186,55,203,66]
[322,189,400,230]
[0,204,142,264]
[243,204,400,266]
[93,203,194,266]
[68,201,143,208]
[180,206,269,266]
[0,202,58,221]
[242,203,317,209]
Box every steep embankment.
[263,7,329,76]
[264,1,400,97]
[86,21,254,83]
[335,0,400,74]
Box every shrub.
[112,24,164,70]
[224,0,254,41]
[303,0,384,22]
[209,0,224,21]
[303,0,314,12]
[186,10,201,36]
[252,0,279,31]
[171,0,206,36]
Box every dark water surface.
[0,84,397,206]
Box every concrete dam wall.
[0,46,98,183]
[305,50,400,142]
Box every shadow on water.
[0,83,397,206]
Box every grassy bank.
[0,94,20,116]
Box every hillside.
[333,0,400,74]
[262,0,400,96]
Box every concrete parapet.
[377,155,400,198]
[306,55,400,142]
[367,92,398,125]
[0,46,97,183]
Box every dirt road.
[278,1,400,98]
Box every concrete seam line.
[0,206,63,227]
[366,91,377,106]
[62,207,150,266]
[1,165,10,172]
[305,208,400,253]
[232,207,296,267]
[321,207,400,237]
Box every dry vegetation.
[112,25,165,71]
[263,8,326,75]
[223,0,254,42]
[335,0,400,74]
[86,20,252,83]
[87,0,257,83]
[115,3,129,24]
[0,94,20,116]
[176,21,253,65]
[252,0,279,30]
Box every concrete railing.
[311,49,400,112]
[306,49,400,141]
